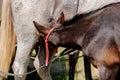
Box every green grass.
[50,58,67,80]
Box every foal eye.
[55,25,64,31]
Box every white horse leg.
[34,37,52,80]
[12,34,37,80]
[34,56,52,80]
[10,0,39,79]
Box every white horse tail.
[0,0,16,79]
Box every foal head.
[33,13,73,48]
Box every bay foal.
[34,3,120,80]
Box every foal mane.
[62,2,120,26]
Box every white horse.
[0,0,120,80]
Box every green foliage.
[50,57,68,80]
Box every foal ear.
[57,12,65,24]
[33,21,49,35]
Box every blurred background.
[0,0,2,18]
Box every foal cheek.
[48,35,60,45]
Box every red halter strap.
[45,27,58,66]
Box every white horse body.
[0,0,120,80]
[78,0,120,13]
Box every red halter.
[45,27,58,66]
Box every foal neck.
[60,6,105,48]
